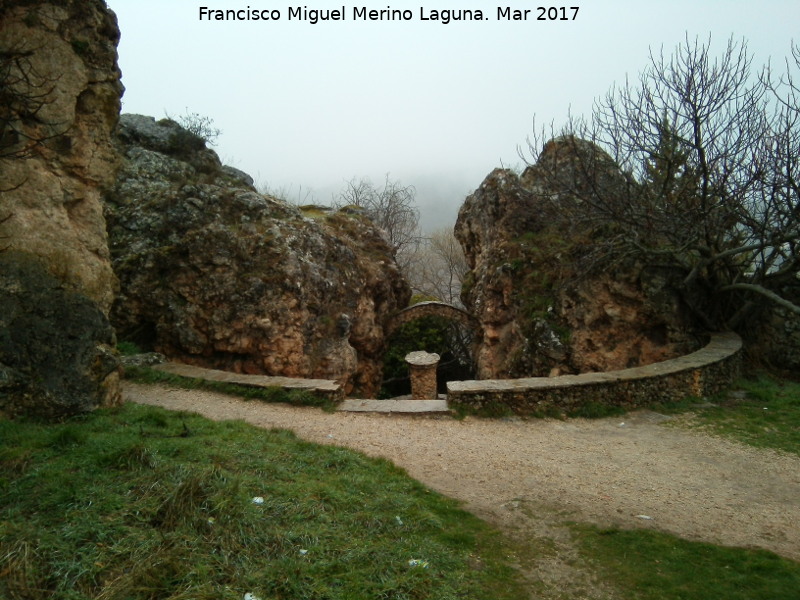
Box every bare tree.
[524,35,800,329]
[334,174,420,258]
[404,228,468,306]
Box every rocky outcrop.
[0,252,121,419]
[0,0,123,417]
[454,169,544,378]
[0,1,123,312]
[455,138,700,379]
[106,115,410,397]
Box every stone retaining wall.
[447,332,742,416]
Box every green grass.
[0,402,526,600]
[573,525,800,600]
[124,365,338,411]
[117,340,143,356]
[649,375,800,456]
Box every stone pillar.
[405,351,440,400]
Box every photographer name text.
[198,6,580,24]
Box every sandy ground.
[125,382,800,595]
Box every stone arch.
[386,301,479,337]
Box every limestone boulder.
[106,115,410,396]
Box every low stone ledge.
[338,399,450,413]
[153,363,344,401]
[447,332,742,416]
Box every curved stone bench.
[446,332,742,416]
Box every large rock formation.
[106,115,411,397]
[0,0,123,417]
[455,138,700,379]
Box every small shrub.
[166,127,207,157]
[169,109,221,146]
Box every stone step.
[337,399,450,413]
[152,363,343,400]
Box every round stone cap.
[404,351,440,366]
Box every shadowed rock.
[0,252,121,419]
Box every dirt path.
[125,382,800,586]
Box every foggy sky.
[111,1,798,230]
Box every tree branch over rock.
[523,35,800,329]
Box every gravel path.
[125,382,800,566]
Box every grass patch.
[650,374,800,456]
[0,402,527,600]
[117,340,143,356]
[124,364,338,411]
[572,524,800,600]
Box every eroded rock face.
[0,252,121,419]
[106,115,410,396]
[455,139,700,378]
[0,1,123,312]
[0,1,123,416]
[454,168,543,378]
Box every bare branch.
[720,283,800,315]
[334,174,420,258]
